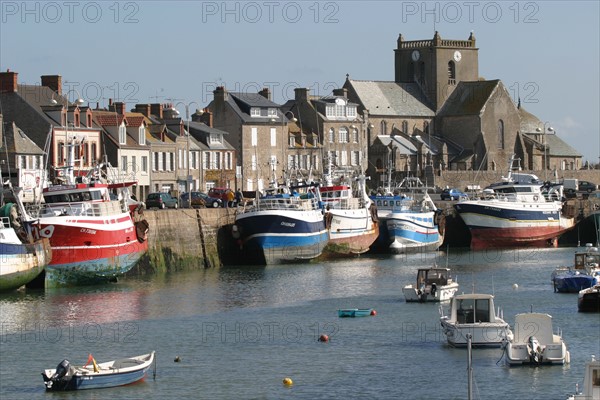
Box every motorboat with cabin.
[403,267,458,302]
[553,243,600,293]
[440,293,512,347]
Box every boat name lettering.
[281,222,296,227]
[80,228,97,234]
[46,185,76,192]
[484,206,501,212]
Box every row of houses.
[1,32,583,202]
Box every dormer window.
[267,108,277,117]
[326,105,335,117]
[139,125,146,145]
[347,106,356,118]
[119,123,126,144]
[289,136,296,147]
[210,133,223,144]
[250,108,260,117]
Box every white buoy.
[512,283,519,290]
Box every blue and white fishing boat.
[370,178,444,253]
[552,244,600,293]
[233,183,328,265]
[42,351,155,391]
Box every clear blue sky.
[1,1,598,163]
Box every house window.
[142,156,148,173]
[250,108,260,117]
[203,152,210,169]
[268,108,277,117]
[210,134,222,144]
[139,126,145,145]
[340,151,347,166]
[352,128,359,143]
[448,61,456,85]
[326,105,335,117]
[380,120,387,135]
[226,152,232,170]
[351,151,360,166]
[58,141,65,165]
[215,152,221,169]
[289,136,296,147]
[301,155,308,169]
[335,104,344,117]
[121,156,127,172]
[402,120,408,134]
[313,155,319,170]
[178,148,183,169]
[270,128,276,147]
[288,155,295,169]
[251,127,258,146]
[87,113,92,127]
[423,121,429,134]
[251,154,257,171]
[347,106,356,118]
[91,143,97,164]
[119,124,126,144]
[132,156,137,172]
[339,127,349,143]
[329,128,335,143]
[498,119,505,149]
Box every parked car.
[146,192,178,209]
[208,187,233,206]
[440,188,467,201]
[180,192,222,208]
[578,180,598,193]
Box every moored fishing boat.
[233,182,328,265]
[578,284,600,312]
[552,244,600,293]
[25,141,148,287]
[0,187,51,292]
[454,154,575,250]
[42,351,155,391]
[320,175,379,256]
[370,178,444,253]
[403,267,458,302]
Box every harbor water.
[1,247,599,399]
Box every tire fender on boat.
[135,220,149,243]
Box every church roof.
[518,106,544,133]
[346,80,434,116]
[438,80,500,116]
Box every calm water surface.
[1,247,599,399]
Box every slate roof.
[378,135,417,155]
[346,80,434,117]
[187,121,232,150]
[1,122,45,154]
[542,134,581,157]
[518,106,544,133]
[438,80,500,116]
[227,92,286,124]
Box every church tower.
[394,31,479,111]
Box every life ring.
[135,220,149,243]
[533,195,539,201]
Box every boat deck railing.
[27,200,128,219]
[323,197,363,210]
[242,196,320,212]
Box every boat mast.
[467,333,473,400]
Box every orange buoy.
[283,377,293,386]
[318,334,329,342]
[370,310,377,316]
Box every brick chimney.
[114,101,126,115]
[194,108,212,127]
[333,88,348,98]
[258,87,271,100]
[41,75,62,94]
[150,103,163,119]
[0,69,18,93]
[213,86,228,103]
[135,103,151,117]
[294,87,309,101]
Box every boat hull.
[578,286,600,312]
[440,319,511,347]
[323,209,379,256]
[235,209,328,265]
[0,238,51,291]
[403,282,458,302]
[554,275,598,293]
[455,201,575,249]
[505,343,570,365]
[32,212,148,287]
[338,309,374,317]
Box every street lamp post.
[536,122,554,180]
[174,101,201,202]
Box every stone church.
[344,31,581,183]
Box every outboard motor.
[527,336,543,365]
[44,359,71,390]
[431,283,437,298]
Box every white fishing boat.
[567,355,600,399]
[440,293,512,347]
[403,267,458,302]
[503,312,570,366]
